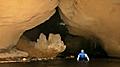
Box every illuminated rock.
[59,0,120,57]
[0,0,68,59]
[0,0,58,49]
[16,33,66,58]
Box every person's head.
[81,49,84,53]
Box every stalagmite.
[35,33,48,51]
[16,33,66,58]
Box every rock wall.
[0,0,58,49]
[59,0,120,57]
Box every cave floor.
[0,58,120,67]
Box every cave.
[23,8,108,58]
[0,0,120,66]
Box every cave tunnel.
[23,7,108,59]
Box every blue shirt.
[79,52,86,58]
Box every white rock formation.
[16,33,66,58]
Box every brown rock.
[59,0,120,57]
[0,49,28,59]
[0,0,58,49]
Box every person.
[77,49,89,62]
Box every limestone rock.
[0,49,28,59]
[16,33,66,58]
[0,0,58,49]
[59,0,120,57]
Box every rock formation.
[59,0,120,57]
[16,33,66,58]
[1,0,120,59]
[0,0,67,59]
[0,49,28,59]
[0,0,58,49]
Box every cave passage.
[23,8,108,58]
